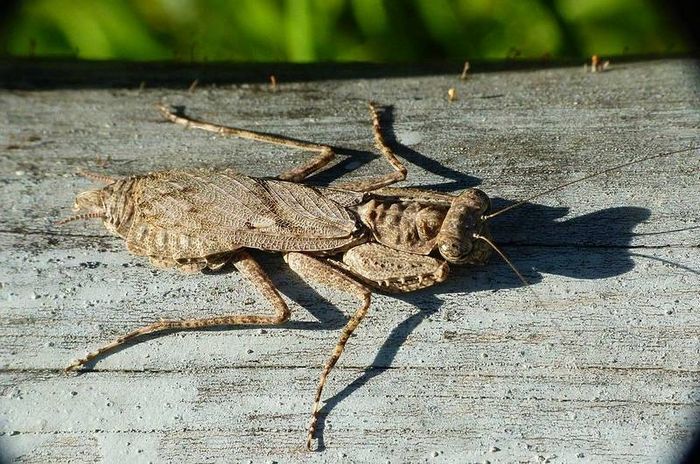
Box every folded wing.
[127,169,365,258]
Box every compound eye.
[439,239,472,262]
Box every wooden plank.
[1,59,698,463]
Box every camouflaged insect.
[61,101,687,450]
[60,102,496,450]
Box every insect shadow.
[307,104,480,191]
[307,100,683,449]
[327,134,667,448]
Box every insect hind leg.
[284,252,372,451]
[157,102,408,188]
[157,103,336,183]
[65,250,290,372]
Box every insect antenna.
[55,212,104,225]
[77,169,117,184]
[474,233,544,304]
[483,146,697,220]
[629,251,700,276]
[473,233,531,285]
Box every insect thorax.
[356,189,493,265]
[356,199,448,255]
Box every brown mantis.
[58,101,695,450]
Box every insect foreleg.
[65,250,290,372]
[157,104,336,183]
[284,252,372,451]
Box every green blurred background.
[0,0,692,62]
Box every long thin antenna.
[474,234,530,287]
[475,233,543,304]
[484,146,697,220]
[77,169,117,184]
[55,212,104,225]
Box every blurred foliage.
[0,0,689,61]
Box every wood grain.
[1,59,698,463]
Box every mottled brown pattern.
[357,199,448,255]
[341,243,449,292]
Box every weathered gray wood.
[1,59,698,463]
